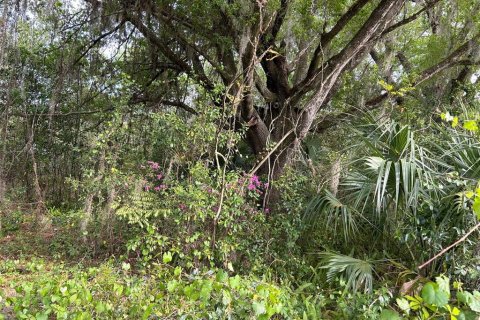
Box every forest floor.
[0,210,311,319]
[0,210,118,319]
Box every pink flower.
[247,183,256,191]
[144,185,151,191]
[156,174,163,180]
[264,207,270,214]
[179,203,187,211]
[249,174,262,187]
[264,182,269,189]
[154,186,161,191]
[147,161,160,170]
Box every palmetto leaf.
[304,190,359,241]
[304,120,437,238]
[319,252,374,293]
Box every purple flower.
[154,186,161,192]
[249,174,263,188]
[156,174,163,180]
[247,183,256,191]
[264,207,270,214]
[147,161,160,170]
[144,185,151,192]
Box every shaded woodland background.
[1,0,480,318]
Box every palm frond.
[319,252,374,293]
[304,190,359,241]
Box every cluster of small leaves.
[0,258,321,320]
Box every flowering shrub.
[141,161,167,193]
[116,162,269,269]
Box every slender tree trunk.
[26,119,51,230]
[81,193,94,242]
[0,106,7,204]
[0,2,10,204]
[80,148,105,239]
[329,158,342,197]
[102,186,116,243]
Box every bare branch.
[418,222,480,271]
[72,20,125,66]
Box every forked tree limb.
[306,0,372,80]
[418,222,480,270]
[314,34,480,133]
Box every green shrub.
[0,259,322,319]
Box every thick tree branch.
[263,0,289,48]
[381,0,441,36]
[291,0,404,109]
[125,13,215,90]
[416,34,480,85]
[314,35,480,133]
[152,9,232,84]
[156,100,198,115]
[305,0,372,81]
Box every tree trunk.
[254,0,406,183]
[81,193,94,242]
[26,120,51,230]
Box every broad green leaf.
[222,290,231,305]
[435,275,450,295]
[469,291,480,312]
[406,295,423,310]
[421,282,449,307]
[229,275,240,289]
[35,313,48,320]
[95,301,106,313]
[451,306,460,316]
[379,309,401,320]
